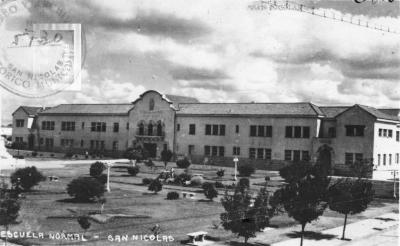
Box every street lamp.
[233,157,239,181]
[105,162,114,192]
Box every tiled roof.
[378,109,400,118]
[319,106,350,118]
[165,94,199,109]
[357,105,400,121]
[13,106,48,116]
[176,103,324,116]
[39,104,134,115]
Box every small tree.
[221,184,273,244]
[77,216,91,233]
[161,149,173,169]
[238,165,255,177]
[274,161,330,246]
[148,179,163,194]
[67,177,105,202]
[10,166,46,191]
[89,162,105,177]
[0,197,20,245]
[328,178,374,240]
[349,158,374,179]
[124,145,148,162]
[127,166,140,176]
[216,169,225,178]
[202,182,218,201]
[176,157,191,169]
[98,197,107,214]
[238,178,250,189]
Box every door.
[144,143,157,158]
[28,134,35,150]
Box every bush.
[127,166,140,176]
[203,182,218,201]
[142,178,153,185]
[31,152,38,157]
[96,174,108,184]
[190,176,204,186]
[265,176,271,182]
[238,165,255,177]
[64,152,73,158]
[174,173,192,185]
[216,169,225,177]
[10,166,46,191]
[238,178,250,189]
[215,181,225,188]
[67,177,105,202]
[176,157,191,169]
[148,179,162,194]
[144,159,155,168]
[166,191,179,200]
[90,162,105,177]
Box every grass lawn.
[1,160,398,246]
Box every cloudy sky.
[1,0,399,124]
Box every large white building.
[11,90,400,179]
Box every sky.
[1,0,399,124]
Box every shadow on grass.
[286,231,337,240]
[374,217,396,222]
[142,192,158,195]
[56,198,97,204]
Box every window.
[328,127,336,138]
[355,153,363,162]
[40,138,44,145]
[233,146,240,156]
[265,149,272,160]
[212,125,219,135]
[396,131,400,142]
[250,125,257,136]
[383,154,386,165]
[389,154,392,165]
[177,124,180,131]
[15,137,23,143]
[345,125,365,137]
[189,124,196,135]
[45,138,54,148]
[378,154,381,166]
[204,145,211,156]
[61,121,75,131]
[219,125,226,136]
[113,123,119,132]
[188,145,194,155]
[148,124,153,136]
[303,127,310,138]
[16,119,24,127]
[345,153,353,165]
[294,126,301,138]
[219,146,225,157]
[284,150,292,161]
[112,141,118,151]
[205,125,211,135]
[302,151,309,161]
[396,153,399,164]
[61,139,74,147]
[249,148,256,159]
[258,126,265,137]
[149,98,155,111]
[126,122,129,130]
[388,130,393,138]
[379,129,383,137]
[91,122,106,132]
[41,121,55,130]
[81,140,84,147]
[235,125,239,133]
[383,129,387,137]
[285,126,292,138]
[266,126,272,137]
[250,125,272,137]
[157,123,163,136]
[257,148,264,159]
[293,150,301,161]
[212,146,218,156]
[138,123,144,135]
[82,122,85,130]
[90,140,105,150]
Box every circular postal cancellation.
[0,0,84,98]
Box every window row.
[345,125,365,137]
[204,145,225,157]
[345,152,363,165]
[138,122,164,136]
[249,148,272,160]
[39,121,124,133]
[15,119,24,127]
[378,128,393,138]
[205,124,225,136]
[285,126,310,138]
[250,125,272,137]
[377,153,400,166]
[284,150,310,161]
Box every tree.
[10,166,46,191]
[349,158,374,179]
[328,178,374,240]
[176,157,191,169]
[274,161,330,246]
[124,145,148,162]
[238,178,250,189]
[0,197,20,245]
[202,182,218,201]
[89,162,105,177]
[161,149,173,169]
[148,179,163,194]
[127,166,140,176]
[67,177,105,202]
[220,184,273,244]
[77,216,91,234]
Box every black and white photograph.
[0,0,399,245]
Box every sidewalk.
[271,212,398,246]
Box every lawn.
[1,160,398,246]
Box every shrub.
[216,169,225,177]
[161,149,173,168]
[10,166,46,191]
[142,178,153,185]
[190,176,204,186]
[64,152,73,158]
[77,216,91,231]
[127,166,140,176]
[96,174,108,184]
[238,165,255,177]
[166,191,179,200]
[174,173,192,185]
[203,182,218,201]
[176,157,191,169]
[238,178,250,189]
[144,159,155,168]
[148,179,162,194]
[215,181,225,188]
[90,162,105,177]
[265,176,271,182]
[31,152,38,157]
[50,154,54,157]
[67,177,105,202]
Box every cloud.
[170,66,230,81]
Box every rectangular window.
[40,138,44,145]
[211,146,218,156]
[80,140,84,147]
[302,151,309,161]
[379,128,383,137]
[235,125,239,133]
[383,154,386,165]
[233,147,240,156]
[396,131,400,142]
[189,124,196,135]
[303,127,310,138]
[389,154,392,165]
[265,149,272,160]
[113,123,119,132]
[285,126,293,138]
[219,146,225,157]
[61,139,74,147]
[204,145,211,156]
[16,119,25,127]
[294,126,302,138]
[112,141,118,151]
[126,122,129,130]
[378,154,381,166]
[15,137,23,143]
[355,153,363,163]
[284,150,292,161]
[250,125,257,137]
[266,126,272,137]
[188,145,195,155]
[257,148,264,159]
[249,148,256,159]
[219,125,225,136]
[388,130,393,138]
[212,125,219,135]
[293,150,301,161]
[61,121,75,131]
[258,126,265,137]
[82,122,85,130]
[91,122,106,132]
[45,138,54,148]
[177,124,180,131]
[346,125,365,137]
[41,121,55,130]
[396,153,399,164]
[205,124,211,135]
[345,153,353,165]
[383,129,387,137]
[328,127,336,138]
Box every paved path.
[346,225,398,246]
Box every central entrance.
[144,143,157,158]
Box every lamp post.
[233,157,239,181]
[106,162,113,192]
[391,170,398,198]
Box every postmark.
[0,0,85,98]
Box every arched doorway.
[317,145,334,175]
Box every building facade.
[11,90,400,179]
